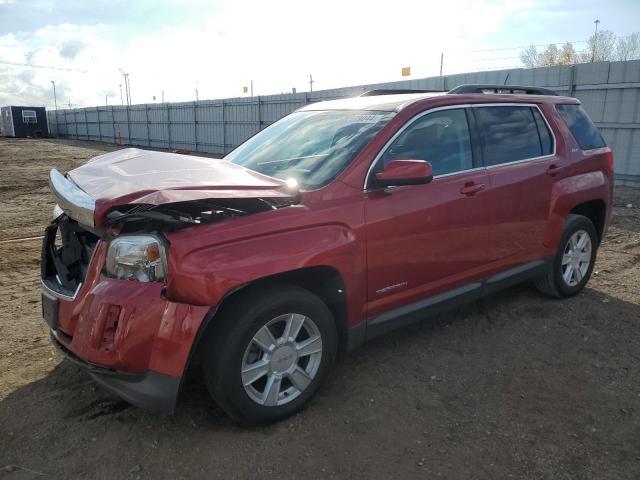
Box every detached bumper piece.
[50,330,180,414]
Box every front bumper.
[50,329,180,413]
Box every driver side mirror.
[375,159,433,187]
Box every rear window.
[556,104,606,150]
[474,106,545,166]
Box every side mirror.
[375,159,433,187]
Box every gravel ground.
[0,138,639,479]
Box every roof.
[298,93,446,112]
[298,91,578,113]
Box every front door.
[364,107,491,319]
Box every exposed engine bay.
[104,196,297,234]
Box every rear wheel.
[202,285,337,424]
[534,214,598,298]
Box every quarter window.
[474,106,543,166]
[556,104,606,150]
[380,109,473,177]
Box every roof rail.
[447,84,558,96]
[359,89,443,97]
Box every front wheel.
[202,285,337,424]
[534,214,598,298]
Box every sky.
[0,0,639,108]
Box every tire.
[202,284,338,424]
[534,214,598,298]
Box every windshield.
[225,110,393,188]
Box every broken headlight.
[105,235,167,282]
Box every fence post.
[83,108,89,140]
[193,101,199,152]
[145,104,150,147]
[111,106,116,144]
[568,65,577,97]
[257,95,261,132]
[97,107,102,142]
[221,99,226,155]
[166,103,172,150]
[124,105,131,145]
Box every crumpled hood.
[70,148,293,203]
[61,148,297,226]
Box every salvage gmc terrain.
[42,85,613,423]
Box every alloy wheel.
[561,229,592,287]
[241,313,323,406]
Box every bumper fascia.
[50,330,180,413]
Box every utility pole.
[119,84,124,105]
[50,80,58,110]
[105,95,108,106]
[250,80,254,97]
[591,19,600,62]
[440,52,444,77]
[161,90,165,103]
[195,88,199,101]
[309,74,314,92]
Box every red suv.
[42,85,613,423]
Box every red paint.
[52,92,613,389]
[66,148,297,227]
[375,159,433,184]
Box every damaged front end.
[41,151,301,412]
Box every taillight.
[605,151,614,173]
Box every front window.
[226,110,393,188]
[379,108,473,177]
[22,110,37,124]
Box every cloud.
[1,0,633,108]
[60,39,85,59]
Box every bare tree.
[559,42,579,64]
[615,32,640,61]
[542,44,560,66]
[520,44,541,68]
[520,32,640,68]
[520,42,580,67]
[588,29,616,62]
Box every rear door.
[364,107,491,319]
[472,104,559,267]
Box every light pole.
[51,80,58,110]
[126,73,131,104]
[119,69,130,105]
[591,19,600,62]
[119,84,124,105]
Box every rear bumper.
[50,329,180,413]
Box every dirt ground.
[0,138,639,479]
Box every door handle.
[546,164,564,176]
[460,182,486,196]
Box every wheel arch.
[184,265,350,374]
[569,199,606,245]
